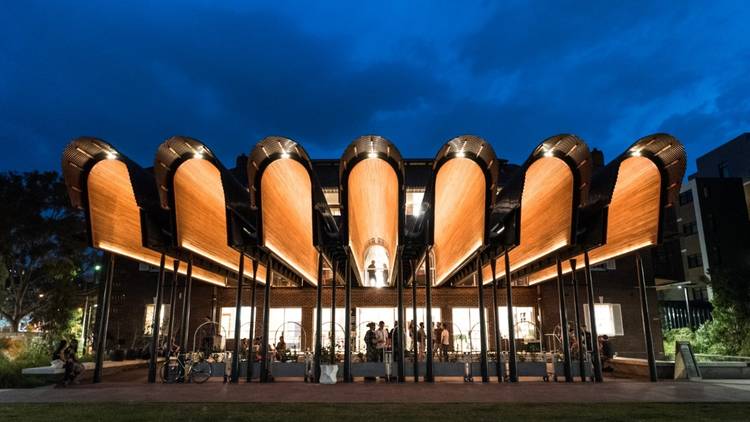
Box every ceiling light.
[281,152,290,159]
[456,151,466,158]
[544,150,554,158]
[105,152,117,160]
[368,151,378,158]
[193,152,204,159]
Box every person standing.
[418,322,426,361]
[440,323,450,362]
[364,322,377,362]
[375,321,388,361]
[367,261,377,286]
[432,322,441,356]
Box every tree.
[0,171,91,333]
[705,262,750,356]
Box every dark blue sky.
[1,1,748,174]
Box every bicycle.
[160,351,212,384]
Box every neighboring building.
[696,132,750,215]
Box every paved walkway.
[2,375,750,403]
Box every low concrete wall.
[698,362,750,379]
[611,357,750,379]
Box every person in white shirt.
[375,321,388,362]
[440,323,450,362]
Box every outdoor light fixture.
[367,151,378,158]
[456,150,466,158]
[105,152,117,160]
[280,152,290,159]
[631,149,642,157]
[94,264,102,271]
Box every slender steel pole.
[411,260,419,382]
[490,259,502,383]
[330,259,337,365]
[179,256,193,351]
[260,255,272,383]
[504,250,518,382]
[476,255,489,382]
[684,287,693,330]
[343,256,352,382]
[231,253,245,383]
[636,253,658,382]
[556,255,573,382]
[425,251,434,382]
[583,251,603,382]
[314,253,323,382]
[93,253,115,383]
[570,259,586,382]
[246,259,258,383]
[148,253,166,383]
[166,260,180,354]
[396,257,405,382]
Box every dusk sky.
[1,1,748,175]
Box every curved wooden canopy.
[260,158,319,285]
[347,158,400,286]
[172,158,267,283]
[87,159,226,285]
[433,158,486,285]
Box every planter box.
[698,362,750,379]
[553,360,593,379]
[516,361,548,378]
[270,362,307,377]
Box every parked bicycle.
[160,351,212,384]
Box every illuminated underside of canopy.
[347,158,399,286]
[87,159,226,286]
[433,158,485,285]
[485,157,574,283]
[524,156,661,284]
[261,158,318,285]
[172,158,267,283]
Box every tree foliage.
[0,171,91,334]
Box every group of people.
[363,320,452,362]
[239,335,288,362]
[51,339,84,387]
[564,324,615,371]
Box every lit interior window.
[451,307,489,352]
[144,304,169,336]
[497,306,537,340]
[583,303,624,337]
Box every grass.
[2,403,750,421]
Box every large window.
[451,307,488,352]
[144,304,169,336]
[220,306,256,340]
[268,308,303,351]
[497,306,536,340]
[583,303,624,337]
[313,307,346,350]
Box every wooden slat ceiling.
[483,157,574,283]
[88,159,226,286]
[433,158,485,285]
[261,159,319,285]
[347,158,399,286]
[173,158,267,283]
[524,156,661,284]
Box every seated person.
[62,339,85,386]
[275,336,287,362]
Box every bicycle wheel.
[160,362,179,384]
[190,360,212,384]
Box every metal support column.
[684,286,693,330]
[247,259,258,383]
[231,252,245,383]
[179,256,193,351]
[476,255,489,382]
[556,255,573,382]
[260,255,272,383]
[166,260,180,353]
[425,251,434,383]
[504,250,518,382]
[411,261,419,382]
[148,253,166,383]
[93,253,115,384]
[396,257,405,382]
[343,256,352,382]
[636,253,658,382]
[490,259,502,383]
[570,259,586,382]
[583,251,603,382]
[330,259,337,365]
[314,253,323,382]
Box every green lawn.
[2,403,750,421]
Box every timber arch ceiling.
[340,136,403,287]
[62,132,685,290]
[155,136,267,285]
[521,134,686,285]
[430,135,498,286]
[248,136,320,286]
[61,138,228,286]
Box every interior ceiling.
[261,159,319,285]
[433,158,485,285]
[524,156,662,284]
[173,158,267,283]
[484,157,574,283]
[347,157,399,286]
[87,159,226,286]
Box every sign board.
[673,341,701,380]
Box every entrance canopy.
[62,133,685,290]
